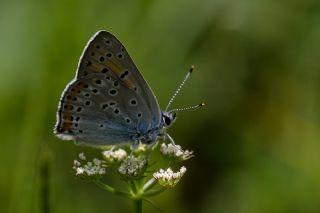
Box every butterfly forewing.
[78,31,160,124]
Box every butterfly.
[54,30,202,147]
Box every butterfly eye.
[164,116,171,126]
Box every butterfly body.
[54,31,177,147]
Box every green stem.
[129,180,144,212]
[129,180,138,194]
[93,180,131,198]
[142,178,157,192]
[144,187,166,197]
[135,199,142,213]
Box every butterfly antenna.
[169,102,205,113]
[165,65,194,111]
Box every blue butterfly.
[54,30,203,147]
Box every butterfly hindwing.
[55,71,155,145]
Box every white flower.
[82,161,106,176]
[133,142,148,155]
[93,158,101,166]
[76,167,84,175]
[153,166,187,187]
[160,143,194,161]
[73,153,106,177]
[102,148,127,163]
[118,156,147,179]
[74,160,81,167]
[114,149,127,160]
[79,152,86,160]
[98,169,106,175]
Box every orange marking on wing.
[106,60,121,74]
[60,84,83,131]
[106,60,136,89]
[123,78,135,89]
[91,62,105,72]
[62,120,73,130]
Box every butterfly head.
[162,111,177,127]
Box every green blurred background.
[1,0,320,212]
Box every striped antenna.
[165,65,194,111]
[168,102,205,113]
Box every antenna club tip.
[189,65,195,73]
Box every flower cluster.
[102,148,127,164]
[160,143,194,161]
[71,142,194,200]
[73,153,106,177]
[133,142,148,155]
[118,156,148,180]
[153,167,187,187]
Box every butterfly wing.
[54,31,162,146]
[77,31,161,125]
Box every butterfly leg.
[129,140,140,156]
[165,133,176,145]
[165,133,186,154]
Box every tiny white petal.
[93,158,101,165]
[103,148,127,162]
[180,166,187,174]
[76,167,84,175]
[79,152,86,160]
[74,160,81,166]
[153,166,187,187]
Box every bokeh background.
[1,0,320,212]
